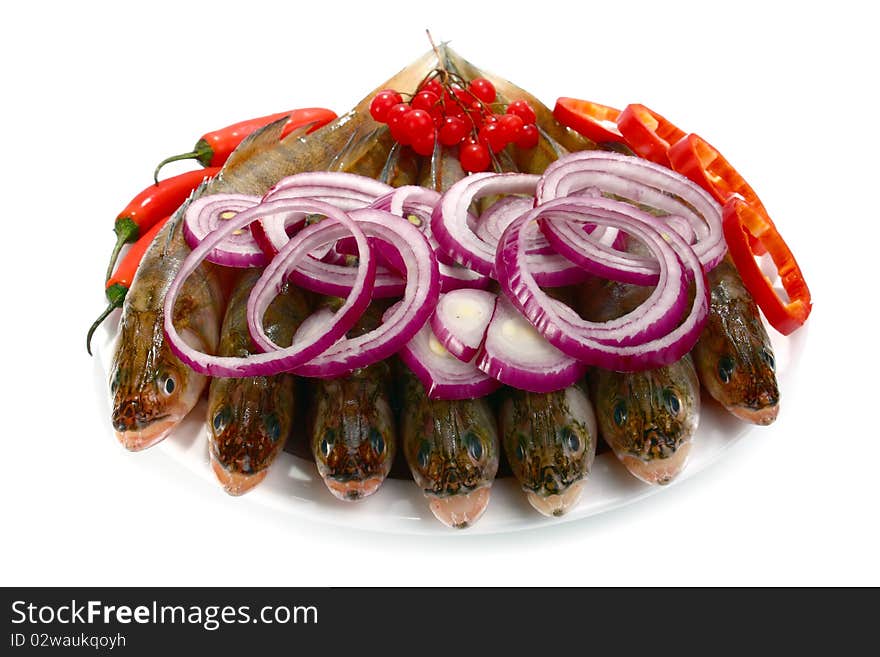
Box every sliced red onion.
[165,199,376,377]
[476,296,587,393]
[475,196,550,254]
[252,172,393,258]
[432,172,587,286]
[291,255,406,299]
[432,172,540,276]
[537,150,726,272]
[292,208,440,378]
[372,185,491,292]
[496,196,709,372]
[430,290,498,362]
[183,194,263,267]
[399,321,500,400]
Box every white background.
[2,0,877,586]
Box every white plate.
[94,311,805,535]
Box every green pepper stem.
[86,299,122,356]
[153,151,199,184]
[105,218,139,283]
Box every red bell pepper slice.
[722,197,811,335]
[616,104,686,166]
[668,133,768,214]
[553,98,623,144]
[668,132,771,254]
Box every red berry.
[468,78,496,104]
[412,131,437,157]
[412,90,440,114]
[497,114,524,143]
[459,142,491,172]
[387,103,412,144]
[402,109,434,144]
[515,123,540,149]
[420,78,443,97]
[370,90,403,123]
[478,122,507,153]
[438,116,468,146]
[507,100,537,125]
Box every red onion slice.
[372,185,491,292]
[165,199,375,377]
[476,296,587,393]
[430,289,498,362]
[496,196,709,371]
[537,150,725,272]
[432,172,540,276]
[292,208,440,378]
[253,172,393,258]
[399,321,500,400]
[183,194,263,267]
[432,172,588,286]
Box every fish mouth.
[209,452,268,496]
[526,481,586,517]
[727,403,779,426]
[323,476,385,501]
[618,441,693,486]
[115,415,179,452]
[427,487,492,529]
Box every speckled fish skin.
[499,385,597,516]
[579,278,701,485]
[398,366,500,529]
[207,269,310,496]
[109,217,224,451]
[310,303,397,501]
[693,255,780,425]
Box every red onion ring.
[164,198,375,377]
[290,208,440,378]
[537,150,726,272]
[183,194,263,267]
[496,196,709,371]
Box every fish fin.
[220,115,290,177]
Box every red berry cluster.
[369,73,540,173]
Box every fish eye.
[465,432,483,462]
[159,374,176,396]
[718,355,735,384]
[110,368,120,394]
[263,413,281,442]
[613,401,627,427]
[762,348,776,372]
[369,429,385,455]
[417,441,431,470]
[320,431,335,458]
[515,436,526,461]
[561,427,580,453]
[212,406,231,434]
[663,388,681,415]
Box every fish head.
[695,303,780,425]
[109,310,206,451]
[207,374,293,496]
[408,417,499,528]
[501,388,597,517]
[312,377,396,501]
[594,360,700,485]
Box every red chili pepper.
[616,103,686,166]
[552,97,624,144]
[668,133,770,255]
[105,167,221,283]
[722,197,811,335]
[152,107,337,183]
[88,215,173,354]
